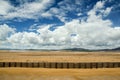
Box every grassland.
[0,50,120,62]
[0,68,120,80]
[0,50,120,80]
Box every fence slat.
[0,62,120,69]
[0,62,4,67]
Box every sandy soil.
[0,68,120,80]
[0,50,120,62]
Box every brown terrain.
[0,50,120,62]
[0,50,120,80]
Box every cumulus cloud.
[7,32,44,49]
[0,24,15,41]
[0,24,15,49]
[0,0,120,50]
[6,17,120,50]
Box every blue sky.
[0,0,120,50]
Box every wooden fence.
[0,62,120,69]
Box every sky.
[0,0,120,50]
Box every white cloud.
[0,0,54,20]
[77,13,82,16]
[0,0,83,23]
[0,0,13,15]
[94,0,105,9]
[47,0,83,22]
[49,7,67,22]
[0,24,15,41]
[0,0,120,50]
[6,17,120,50]
[87,1,112,22]
[103,7,112,16]
[7,32,43,49]
[0,24,15,49]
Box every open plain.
[0,50,120,62]
[0,50,120,80]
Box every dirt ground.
[0,68,120,80]
[0,50,120,62]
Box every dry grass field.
[0,50,120,62]
[0,50,120,80]
[0,68,120,80]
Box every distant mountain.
[101,47,120,51]
[0,47,120,51]
[63,48,91,52]
[62,47,120,52]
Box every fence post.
[0,62,4,67]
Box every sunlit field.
[0,50,120,62]
[0,0,120,80]
[0,68,120,80]
[0,50,120,80]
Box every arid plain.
[0,50,120,80]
